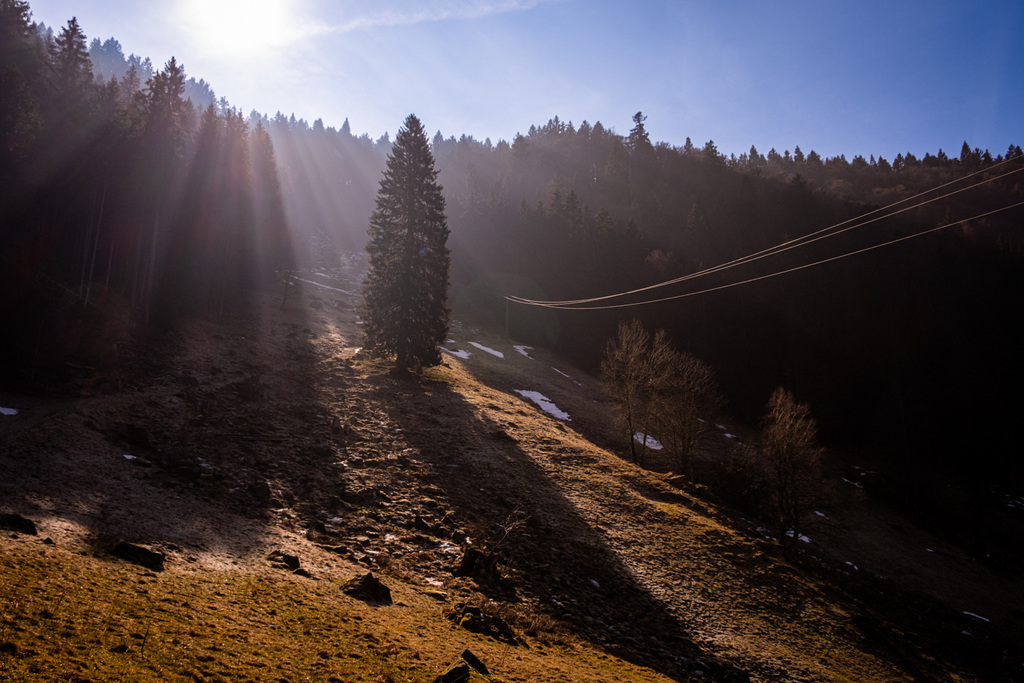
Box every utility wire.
[508,157,1024,308]
[508,199,1024,311]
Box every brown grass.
[2,264,1022,682]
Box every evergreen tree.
[626,111,651,154]
[52,17,92,95]
[361,114,450,372]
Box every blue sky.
[28,0,1023,160]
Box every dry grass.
[2,265,1022,682]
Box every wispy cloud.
[309,0,554,35]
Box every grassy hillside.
[2,259,1022,682]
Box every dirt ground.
[2,255,1023,682]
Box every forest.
[3,2,1024,525]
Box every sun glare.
[180,0,294,60]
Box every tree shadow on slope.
[359,365,750,683]
[0,286,353,567]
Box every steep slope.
[1,259,1021,682]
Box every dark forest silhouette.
[3,1,1024,520]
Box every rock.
[111,541,165,571]
[433,649,491,682]
[340,572,392,605]
[455,547,513,590]
[248,480,273,504]
[422,588,447,601]
[0,513,37,535]
[444,602,520,646]
[460,648,489,675]
[267,550,301,571]
[434,661,470,683]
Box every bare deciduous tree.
[602,320,721,472]
[600,319,674,465]
[652,350,725,481]
[759,387,827,545]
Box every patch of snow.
[842,477,864,488]
[634,433,663,450]
[786,530,811,543]
[844,561,858,571]
[814,510,828,518]
[964,611,990,622]
[513,345,534,358]
[442,348,471,359]
[123,454,137,461]
[469,341,504,358]
[552,367,571,379]
[293,277,352,294]
[515,390,570,421]
[590,579,600,589]
[724,433,737,439]
[0,406,17,416]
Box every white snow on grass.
[0,407,17,416]
[443,348,471,359]
[293,277,352,295]
[514,345,534,359]
[515,390,570,420]
[634,433,663,450]
[552,367,583,386]
[469,341,504,358]
[963,611,990,622]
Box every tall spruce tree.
[361,114,450,372]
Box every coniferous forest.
[4,0,1024,529]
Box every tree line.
[1,2,290,386]
[4,0,1023,507]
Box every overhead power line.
[508,159,1024,311]
[513,200,1024,311]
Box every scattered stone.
[0,513,37,536]
[340,572,392,605]
[111,541,165,571]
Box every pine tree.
[361,114,450,373]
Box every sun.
[179,0,295,61]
